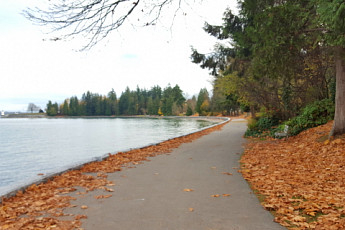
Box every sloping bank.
[0,117,229,229]
[240,121,345,229]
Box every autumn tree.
[186,95,197,116]
[196,88,210,116]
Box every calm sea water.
[0,117,220,196]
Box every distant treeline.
[46,84,235,116]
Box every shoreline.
[2,114,228,120]
[0,117,229,201]
[0,118,232,229]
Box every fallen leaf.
[333,138,342,144]
[104,187,114,192]
[75,214,87,220]
[307,211,316,216]
[222,172,233,175]
[183,188,194,192]
[292,215,306,222]
[34,201,46,206]
[211,194,220,198]
[94,194,112,199]
[189,208,194,212]
[81,205,88,209]
[76,191,87,195]
[222,194,231,197]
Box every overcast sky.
[0,0,237,112]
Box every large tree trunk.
[330,47,345,137]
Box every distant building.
[1,110,4,116]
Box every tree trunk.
[330,47,345,137]
[250,105,256,119]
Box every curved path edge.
[0,117,229,201]
[64,120,286,230]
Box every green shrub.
[247,118,257,130]
[244,99,334,138]
[186,106,193,116]
[256,116,279,130]
[286,99,334,136]
[245,114,279,137]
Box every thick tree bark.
[330,47,345,137]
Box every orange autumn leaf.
[94,194,112,199]
[307,211,317,216]
[211,194,220,198]
[183,188,194,192]
[75,214,87,220]
[103,187,114,192]
[222,194,231,197]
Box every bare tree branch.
[23,0,190,50]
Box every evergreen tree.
[107,88,118,115]
[196,88,210,115]
[69,96,80,116]
[186,106,193,116]
[119,87,130,115]
[148,86,162,115]
[62,99,69,115]
[46,100,57,116]
[161,85,174,116]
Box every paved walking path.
[66,120,286,230]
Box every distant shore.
[2,114,228,122]
[3,113,47,118]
